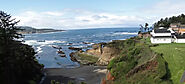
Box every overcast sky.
[1,0,185,29]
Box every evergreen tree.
[0,11,43,84]
[0,11,22,45]
[154,14,185,28]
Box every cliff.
[72,37,172,84]
[85,42,120,65]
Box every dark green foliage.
[51,80,60,84]
[0,11,43,84]
[0,41,43,84]
[80,82,87,84]
[154,14,185,28]
[67,81,75,84]
[107,38,172,84]
[0,11,22,45]
[139,23,152,32]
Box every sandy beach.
[41,65,107,84]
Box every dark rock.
[60,54,66,57]
[69,52,75,57]
[69,52,78,62]
[37,40,45,42]
[52,46,62,49]
[68,47,82,51]
[67,43,73,46]
[57,51,65,54]
[71,56,78,62]
[79,50,84,53]
[82,42,91,44]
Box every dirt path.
[41,66,107,84]
[180,71,185,83]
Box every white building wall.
[151,37,172,44]
[175,39,185,43]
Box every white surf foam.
[114,32,138,35]
[36,46,43,54]
[24,40,66,46]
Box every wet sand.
[42,65,107,84]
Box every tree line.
[0,11,43,84]
[154,14,185,28]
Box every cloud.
[43,12,63,16]
[142,0,185,17]
[13,9,147,29]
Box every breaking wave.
[24,40,67,46]
[113,32,138,35]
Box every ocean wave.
[36,45,43,54]
[24,40,67,46]
[113,32,138,35]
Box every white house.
[150,29,173,44]
[174,35,185,43]
[150,28,185,43]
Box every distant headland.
[17,26,65,34]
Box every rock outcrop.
[68,42,118,66]
[85,43,119,65]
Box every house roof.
[152,36,172,38]
[154,29,171,33]
[176,35,185,39]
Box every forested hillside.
[154,14,185,28]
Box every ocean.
[23,28,139,68]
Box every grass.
[77,53,99,63]
[151,43,185,84]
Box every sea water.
[23,28,139,68]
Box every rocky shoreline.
[42,41,112,84]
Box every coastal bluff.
[70,41,120,66]
[71,37,173,84]
[86,42,119,65]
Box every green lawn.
[151,43,185,84]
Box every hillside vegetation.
[106,37,172,84]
